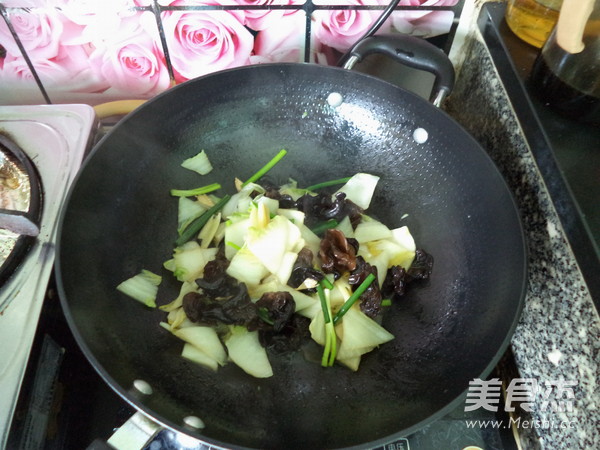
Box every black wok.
[56,35,527,449]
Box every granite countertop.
[444,2,599,449]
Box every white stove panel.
[0,104,95,446]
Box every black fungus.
[348,256,382,318]
[183,282,257,326]
[381,265,408,298]
[287,248,324,290]
[406,249,434,281]
[295,192,363,229]
[254,291,295,332]
[221,283,258,325]
[258,315,311,355]
[319,229,357,275]
[183,292,230,325]
[258,178,282,200]
[381,248,434,301]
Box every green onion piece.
[257,307,274,325]
[381,299,392,307]
[326,320,337,366]
[305,177,352,191]
[225,241,241,250]
[332,273,376,325]
[320,277,334,290]
[242,149,287,187]
[311,219,338,235]
[175,194,231,246]
[317,284,337,367]
[170,183,221,197]
[322,325,332,367]
[317,284,331,324]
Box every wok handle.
[342,34,455,107]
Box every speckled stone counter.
[444,15,600,450]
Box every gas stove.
[0,104,95,446]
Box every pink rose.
[89,34,170,97]
[392,10,455,37]
[251,11,306,63]
[230,0,305,31]
[161,9,254,82]
[392,0,458,37]
[312,1,391,53]
[0,7,64,59]
[0,55,36,84]
[0,42,107,93]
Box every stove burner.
[0,133,42,286]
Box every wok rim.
[55,62,528,449]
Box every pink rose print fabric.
[0,0,459,104]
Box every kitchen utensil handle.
[556,0,594,53]
[342,34,455,107]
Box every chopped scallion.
[170,183,221,197]
[305,177,351,191]
[242,149,287,187]
[320,277,334,290]
[257,307,274,325]
[332,273,376,325]
[317,284,337,367]
[381,299,392,307]
[175,195,231,246]
[311,219,338,235]
[225,241,241,250]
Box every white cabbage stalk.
[198,212,221,249]
[172,243,217,282]
[254,196,279,216]
[391,225,416,252]
[329,277,352,310]
[226,246,269,286]
[160,281,198,312]
[335,173,380,209]
[181,343,219,371]
[335,307,394,363]
[225,326,273,378]
[277,208,305,226]
[177,197,207,233]
[224,218,251,260]
[168,306,188,328]
[335,216,355,238]
[245,214,305,283]
[354,219,392,243]
[309,310,327,346]
[298,224,321,258]
[172,325,227,366]
[181,150,213,175]
[222,182,265,218]
[116,269,161,308]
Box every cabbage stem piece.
[116,270,161,308]
[225,326,273,378]
[181,150,213,175]
[335,173,380,209]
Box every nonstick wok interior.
[56,64,526,449]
